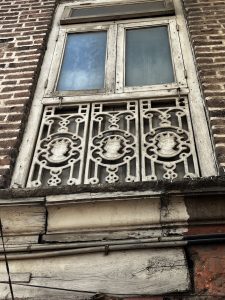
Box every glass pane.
[125,26,174,87]
[57,31,107,91]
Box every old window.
[125,26,174,86]
[57,31,107,91]
[11,0,217,189]
[45,17,185,96]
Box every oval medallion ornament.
[155,131,180,158]
[101,135,124,161]
[47,137,72,164]
[92,131,135,166]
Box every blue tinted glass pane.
[125,26,174,87]
[57,32,107,91]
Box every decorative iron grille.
[27,97,199,187]
[84,101,140,184]
[27,104,90,187]
[140,98,199,181]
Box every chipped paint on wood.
[0,248,190,298]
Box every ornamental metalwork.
[27,104,89,187]
[84,101,140,184]
[27,97,199,187]
[140,98,199,181]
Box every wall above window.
[61,0,175,24]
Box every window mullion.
[115,24,125,94]
[105,23,118,94]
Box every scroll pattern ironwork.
[84,101,140,184]
[140,98,199,180]
[27,104,89,187]
[27,98,199,187]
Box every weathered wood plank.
[0,248,190,298]
[0,205,46,235]
[46,190,161,204]
[43,228,163,243]
[0,283,94,300]
[0,235,39,247]
[0,197,44,206]
[47,198,161,233]
[0,273,31,283]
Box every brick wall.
[183,0,225,173]
[0,0,57,187]
[189,244,225,298]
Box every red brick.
[187,225,225,236]
[190,245,225,296]
[0,0,57,187]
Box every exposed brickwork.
[183,0,225,171]
[189,244,225,297]
[187,225,225,236]
[0,0,57,187]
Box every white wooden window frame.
[45,23,117,97]
[116,18,187,94]
[11,0,217,189]
[45,17,187,98]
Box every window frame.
[45,16,187,99]
[45,23,117,97]
[115,18,187,94]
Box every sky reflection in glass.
[57,32,107,91]
[125,26,174,87]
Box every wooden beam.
[0,248,190,298]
